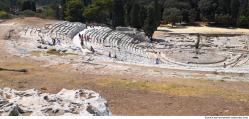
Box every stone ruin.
[156,33,249,68]
[116,27,137,34]
[78,26,153,61]
[18,20,249,71]
[21,21,156,64]
[0,88,111,116]
[23,21,86,46]
[116,27,149,43]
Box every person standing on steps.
[90,46,95,53]
[156,58,160,64]
[109,52,112,58]
[52,38,56,46]
[79,34,84,48]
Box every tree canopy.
[163,8,182,27]
[1,0,249,35]
[64,0,84,22]
[83,0,113,24]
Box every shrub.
[215,14,231,26]
[38,7,56,19]
[238,16,249,27]
[19,10,36,17]
[0,10,9,19]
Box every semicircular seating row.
[82,27,150,58]
[23,21,153,62]
[23,21,86,45]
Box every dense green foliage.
[111,0,125,27]
[64,0,84,22]
[20,0,36,11]
[83,0,113,24]
[19,10,36,17]
[163,8,182,27]
[1,0,249,36]
[143,6,157,37]
[0,0,11,11]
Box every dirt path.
[156,25,249,34]
[1,17,249,115]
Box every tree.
[198,0,215,21]
[19,10,36,17]
[230,0,240,26]
[215,14,231,26]
[189,9,197,22]
[64,0,84,22]
[112,0,125,27]
[143,6,156,37]
[124,0,133,26]
[6,0,247,30]
[216,0,231,15]
[139,5,147,28]
[49,2,62,20]
[130,3,142,28]
[163,7,182,27]
[239,0,248,16]
[83,0,92,6]
[164,0,180,8]
[154,0,161,26]
[0,0,11,11]
[83,0,113,24]
[21,0,36,12]
[39,5,57,19]
[238,15,249,27]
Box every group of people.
[79,33,95,53]
[108,52,117,59]
[79,33,91,47]
[51,38,61,46]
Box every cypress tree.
[154,0,161,26]
[130,2,141,29]
[143,6,156,37]
[112,0,125,27]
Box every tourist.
[81,38,84,47]
[109,52,111,58]
[52,38,56,46]
[90,46,95,53]
[156,58,160,64]
[57,39,61,45]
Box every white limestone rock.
[0,88,111,116]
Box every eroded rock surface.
[0,88,111,116]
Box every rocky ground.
[0,88,111,116]
[1,17,249,116]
